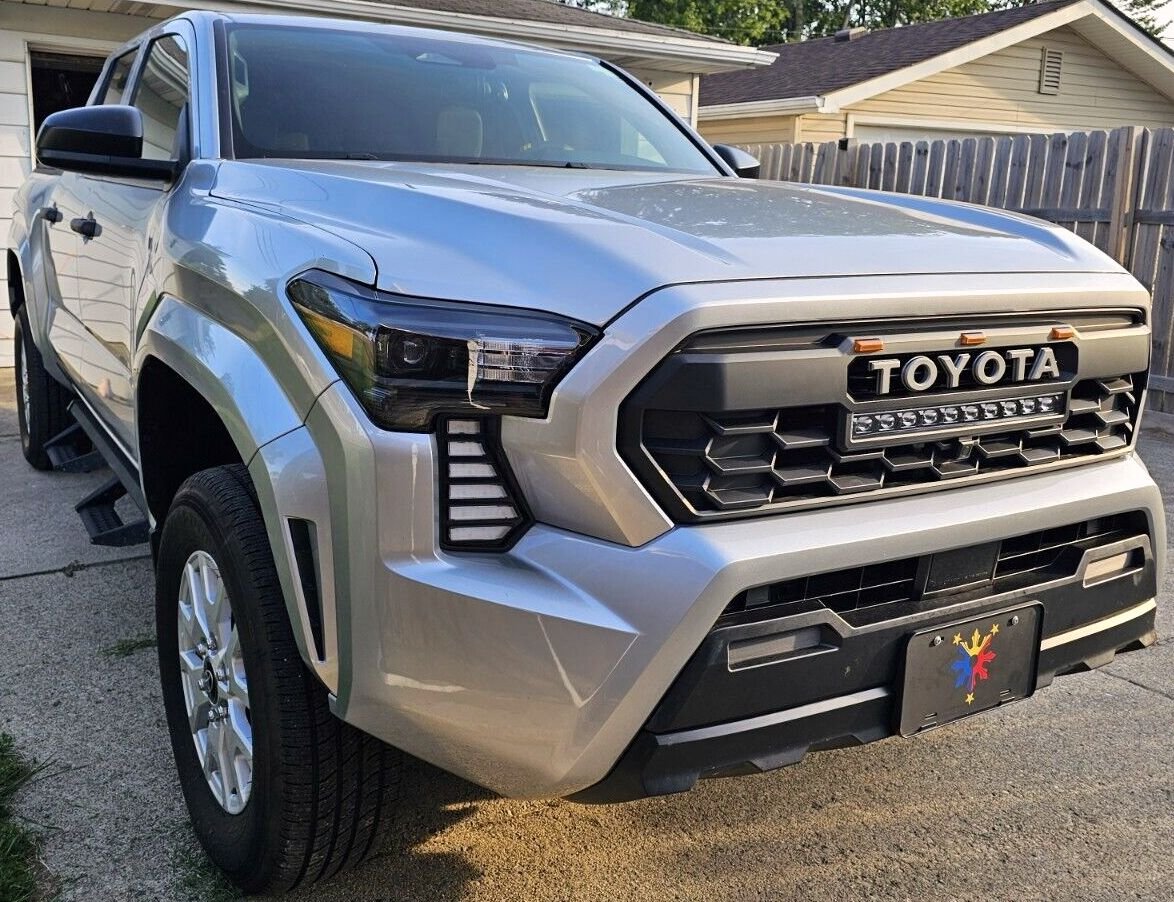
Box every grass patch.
[0,733,41,902]
[100,635,157,659]
[171,836,241,902]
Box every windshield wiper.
[452,159,595,170]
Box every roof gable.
[699,0,1174,112]
[701,0,1079,106]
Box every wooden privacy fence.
[740,128,1174,411]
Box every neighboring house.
[698,0,1174,147]
[0,0,774,367]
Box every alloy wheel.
[17,337,30,435]
[177,550,253,814]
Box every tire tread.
[163,464,401,894]
[14,306,71,470]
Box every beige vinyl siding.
[629,69,698,124]
[0,27,33,367]
[0,4,144,366]
[698,113,798,145]
[795,112,849,143]
[849,26,1174,132]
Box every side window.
[130,34,190,161]
[98,50,137,105]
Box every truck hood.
[210,160,1122,326]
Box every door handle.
[42,205,62,224]
[69,214,101,239]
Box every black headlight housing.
[288,271,599,432]
[289,271,601,551]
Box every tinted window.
[225,25,715,173]
[131,35,189,161]
[99,50,136,105]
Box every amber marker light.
[1050,325,1075,340]
[959,331,986,346]
[853,337,885,353]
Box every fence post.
[1108,126,1142,266]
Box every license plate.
[899,605,1041,737]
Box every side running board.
[59,401,149,547]
[75,476,149,547]
[43,422,104,472]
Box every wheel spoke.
[228,668,249,709]
[187,697,210,734]
[186,560,213,642]
[178,648,203,677]
[203,720,225,806]
[201,559,230,649]
[216,623,240,668]
[226,702,253,760]
[220,627,249,708]
[177,600,200,650]
[220,719,241,804]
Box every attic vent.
[834,27,869,42]
[1039,47,1063,95]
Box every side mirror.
[36,105,176,180]
[713,144,761,179]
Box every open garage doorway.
[29,50,107,133]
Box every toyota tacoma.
[9,11,1163,894]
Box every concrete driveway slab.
[0,560,174,901]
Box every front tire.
[156,465,401,894]
[13,305,70,470]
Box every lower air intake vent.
[723,511,1147,625]
[438,418,530,550]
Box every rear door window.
[99,50,137,105]
[130,34,190,161]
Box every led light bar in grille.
[440,419,528,548]
[851,394,1064,438]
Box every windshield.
[223,24,718,173]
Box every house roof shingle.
[372,0,732,43]
[699,0,1082,106]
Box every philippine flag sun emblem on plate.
[950,624,999,705]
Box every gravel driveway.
[2,371,1172,902]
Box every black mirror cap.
[713,143,762,179]
[36,105,176,180]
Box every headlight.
[288,271,599,431]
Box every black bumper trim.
[570,603,1156,805]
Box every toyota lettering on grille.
[846,342,1077,402]
[868,347,1060,396]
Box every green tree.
[572,0,1170,43]
[581,1,791,44]
[1108,0,1171,37]
[803,0,1009,36]
[806,0,1168,37]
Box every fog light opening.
[1082,547,1144,587]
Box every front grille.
[634,373,1142,519]
[722,512,1147,625]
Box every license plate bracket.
[899,604,1041,737]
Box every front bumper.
[572,590,1157,804]
[258,396,1162,798]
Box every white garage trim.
[846,111,1055,140]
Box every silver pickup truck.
[9,10,1163,894]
